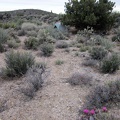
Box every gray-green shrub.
[101,53,120,73]
[2,51,35,77]
[56,41,69,48]
[41,43,54,57]
[55,60,64,65]
[24,37,38,50]
[37,29,55,44]
[7,40,19,48]
[0,28,8,43]
[85,79,120,109]
[90,46,108,60]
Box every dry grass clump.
[56,41,69,49]
[95,112,120,120]
[21,63,48,99]
[82,59,98,67]
[67,72,92,86]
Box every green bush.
[101,53,120,73]
[90,46,108,60]
[37,29,55,44]
[17,29,26,36]
[80,45,89,52]
[0,28,8,44]
[55,60,64,65]
[2,51,35,77]
[26,30,37,37]
[24,37,38,50]
[7,40,19,48]
[62,0,115,31]
[85,79,120,109]
[112,35,120,42]
[0,43,5,53]
[41,43,54,57]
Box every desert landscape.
[0,7,120,120]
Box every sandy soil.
[0,36,120,120]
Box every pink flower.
[90,109,95,115]
[83,109,89,114]
[102,107,107,112]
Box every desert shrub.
[37,29,55,44]
[89,35,113,50]
[101,38,113,50]
[0,28,8,43]
[90,46,108,60]
[95,112,120,120]
[76,34,87,44]
[112,35,120,42]
[21,63,48,99]
[89,35,103,46]
[21,22,38,31]
[67,72,92,86]
[24,37,38,50]
[82,59,98,67]
[55,60,64,65]
[26,30,37,37]
[77,27,94,40]
[21,84,35,99]
[2,51,35,77]
[17,29,26,36]
[41,43,54,57]
[46,26,68,40]
[56,41,69,48]
[7,40,19,48]
[0,43,5,53]
[80,45,89,52]
[26,64,46,91]
[0,100,7,113]
[15,38,21,43]
[85,79,120,109]
[100,53,120,73]
[64,48,70,53]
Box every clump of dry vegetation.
[84,79,120,109]
[67,72,92,86]
[21,63,48,99]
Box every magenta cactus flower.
[90,109,95,115]
[83,109,89,114]
[102,107,107,112]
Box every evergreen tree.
[62,0,115,31]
